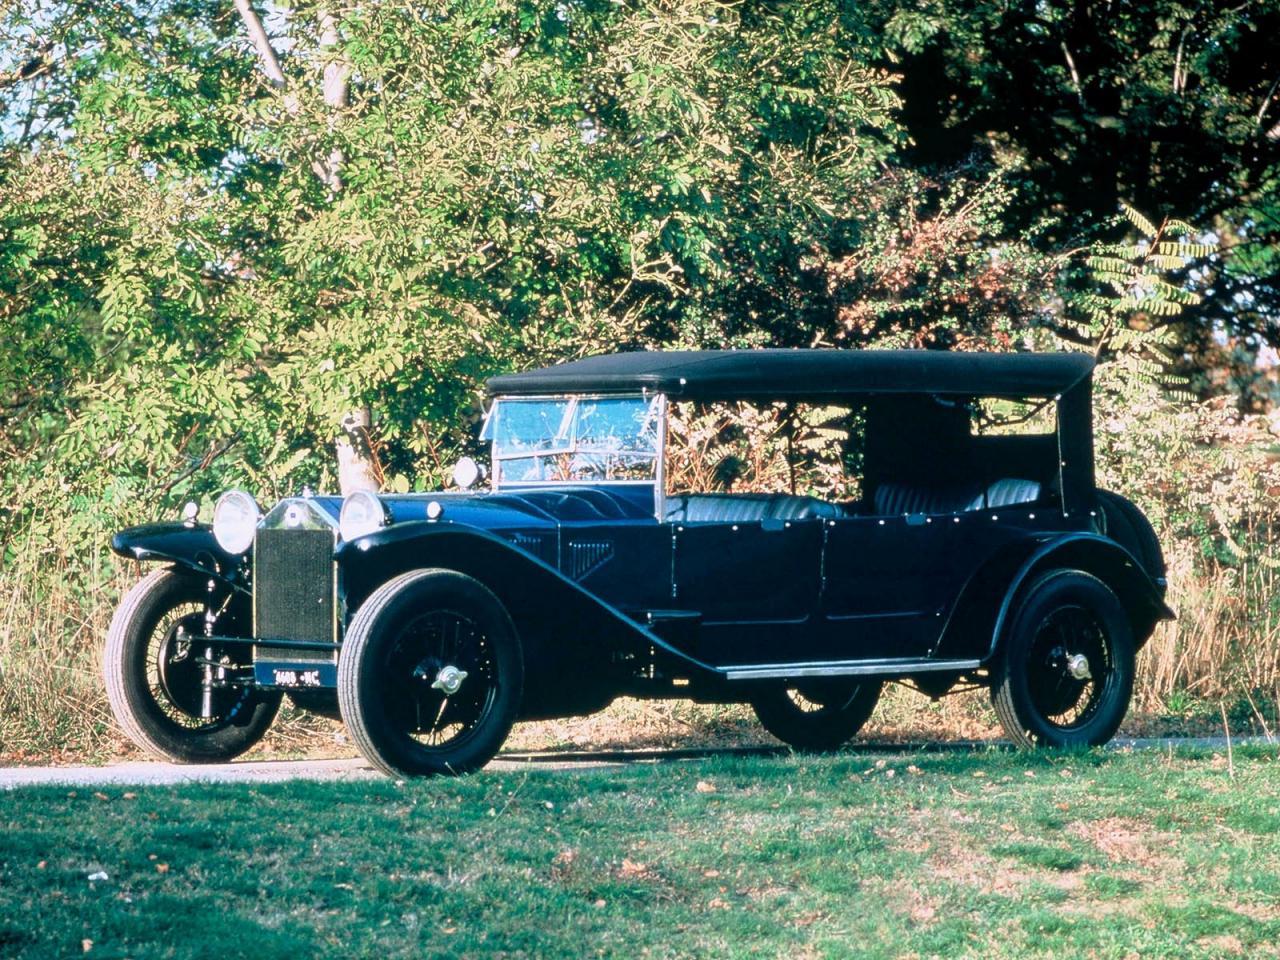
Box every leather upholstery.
[873,478,1041,516]
[984,478,1042,508]
[665,493,843,523]
[665,478,1041,523]
[873,482,984,516]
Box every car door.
[819,512,963,660]
[672,517,823,666]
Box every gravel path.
[0,736,1271,789]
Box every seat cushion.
[665,494,772,523]
[769,495,844,521]
[873,478,1043,516]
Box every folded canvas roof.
[486,349,1095,400]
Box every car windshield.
[481,394,662,486]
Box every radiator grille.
[253,528,336,663]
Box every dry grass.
[2,524,1277,762]
[0,544,126,761]
[1137,531,1280,716]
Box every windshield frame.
[481,392,667,514]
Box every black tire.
[992,569,1135,748]
[103,568,281,763]
[337,569,523,777]
[751,679,882,751]
[1096,490,1164,583]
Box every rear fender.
[338,523,719,716]
[111,523,246,593]
[934,533,1174,664]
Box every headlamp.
[212,490,261,554]
[339,490,390,542]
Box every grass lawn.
[3,746,1279,959]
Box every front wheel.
[103,568,281,762]
[991,569,1135,748]
[751,679,882,751]
[337,569,523,778]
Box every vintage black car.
[104,350,1172,776]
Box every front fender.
[111,522,245,591]
[338,522,720,714]
[935,533,1174,664]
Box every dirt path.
[0,736,1270,788]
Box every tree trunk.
[320,10,363,491]
[233,2,375,493]
[336,408,383,495]
[232,0,286,88]
[313,8,350,190]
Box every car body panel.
[111,523,243,590]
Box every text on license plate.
[273,668,322,687]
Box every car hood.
[375,486,655,529]
[378,492,556,529]
[267,486,655,543]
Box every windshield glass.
[481,395,661,485]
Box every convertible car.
[104,349,1172,776]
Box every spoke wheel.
[992,570,1134,748]
[103,568,281,762]
[338,570,523,778]
[751,678,881,751]
[383,610,498,749]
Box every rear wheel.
[337,569,523,777]
[992,570,1134,748]
[751,679,881,751]
[103,568,281,762]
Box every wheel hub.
[1065,653,1092,681]
[429,665,469,696]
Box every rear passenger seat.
[663,479,1041,524]
[664,493,844,523]
[872,478,1041,516]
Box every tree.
[862,0,1280,402]
[0,0,910,549]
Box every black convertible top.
[486,349,1094,400]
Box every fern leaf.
[1121,203,1158,237]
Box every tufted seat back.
[665,493,844,524]
[873,482,984,516]
[984,478,1042,508]
[873,478,1042,516]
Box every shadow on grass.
[497,738,1013,766]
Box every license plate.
[272,668,323,688]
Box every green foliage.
[0,0,1251,557]
[666,401,858,499]
[1067,204,1206,380]
[0,0,906,554]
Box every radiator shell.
[253,527,337,664]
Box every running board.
[721,658,982,681]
